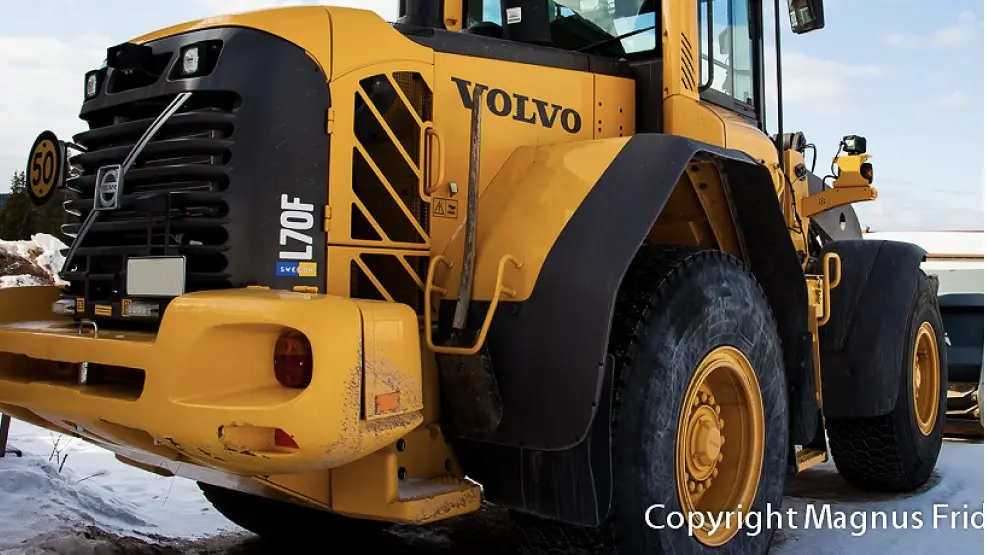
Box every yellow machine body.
[2,2,901,529]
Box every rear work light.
[274,331,312,388]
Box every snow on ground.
[0,419,240,553]
[3,417,981,554]
[773,439,984,554]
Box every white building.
[863,229,984,431]
[863,230,984,294]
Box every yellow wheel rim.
[675,346,764,547]
[913,321,940,436]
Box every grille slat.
[72,138,233,170]
[62,271,231,282]
[64,91,238,311]
[63,217,228,235]
[69,165,230,196]
[64,191,229,212]
[73,111,235,150]
[71,245,228,256]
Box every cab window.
[465,0,658,58]
[699,0,756,112]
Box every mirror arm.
[699,0,714,92]
[774,0,785,175]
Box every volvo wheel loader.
[8,0,947,553]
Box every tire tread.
[824,273,946,492]
[825,414,908,488]
[514,244,777,554]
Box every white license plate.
[126,256,186,297]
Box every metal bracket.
[78,319,99,337]
[424,253,522,356]
[801,185,877,219]
[818,252,841,326]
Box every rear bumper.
[0,286,423,475]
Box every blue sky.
[762,0,984,231]
[0,0,981,231]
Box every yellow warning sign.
[26,130,63,206]
[432,198,459,219]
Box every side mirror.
[788,0,825,34]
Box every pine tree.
[0,171,77,241]
[0,172,34,241]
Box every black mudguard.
[443,133,810,526]
[818,239,928,419]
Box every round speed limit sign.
[25,130,65,206]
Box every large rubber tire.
[198,482,389,540]
[824,273,947,492]
[513,246,789,555]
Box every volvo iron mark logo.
[94,164,122,211]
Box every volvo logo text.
[452,77,582,134]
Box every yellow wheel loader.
[7,0,947,553]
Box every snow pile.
[0,449,150,547]
[0,233,68,288]
[1,419,240,553]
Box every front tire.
[825,273,947,491]
[515,246,789,555]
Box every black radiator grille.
[62,91,240,304]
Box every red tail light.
[274,331,312,388]
[274,428,299,449]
